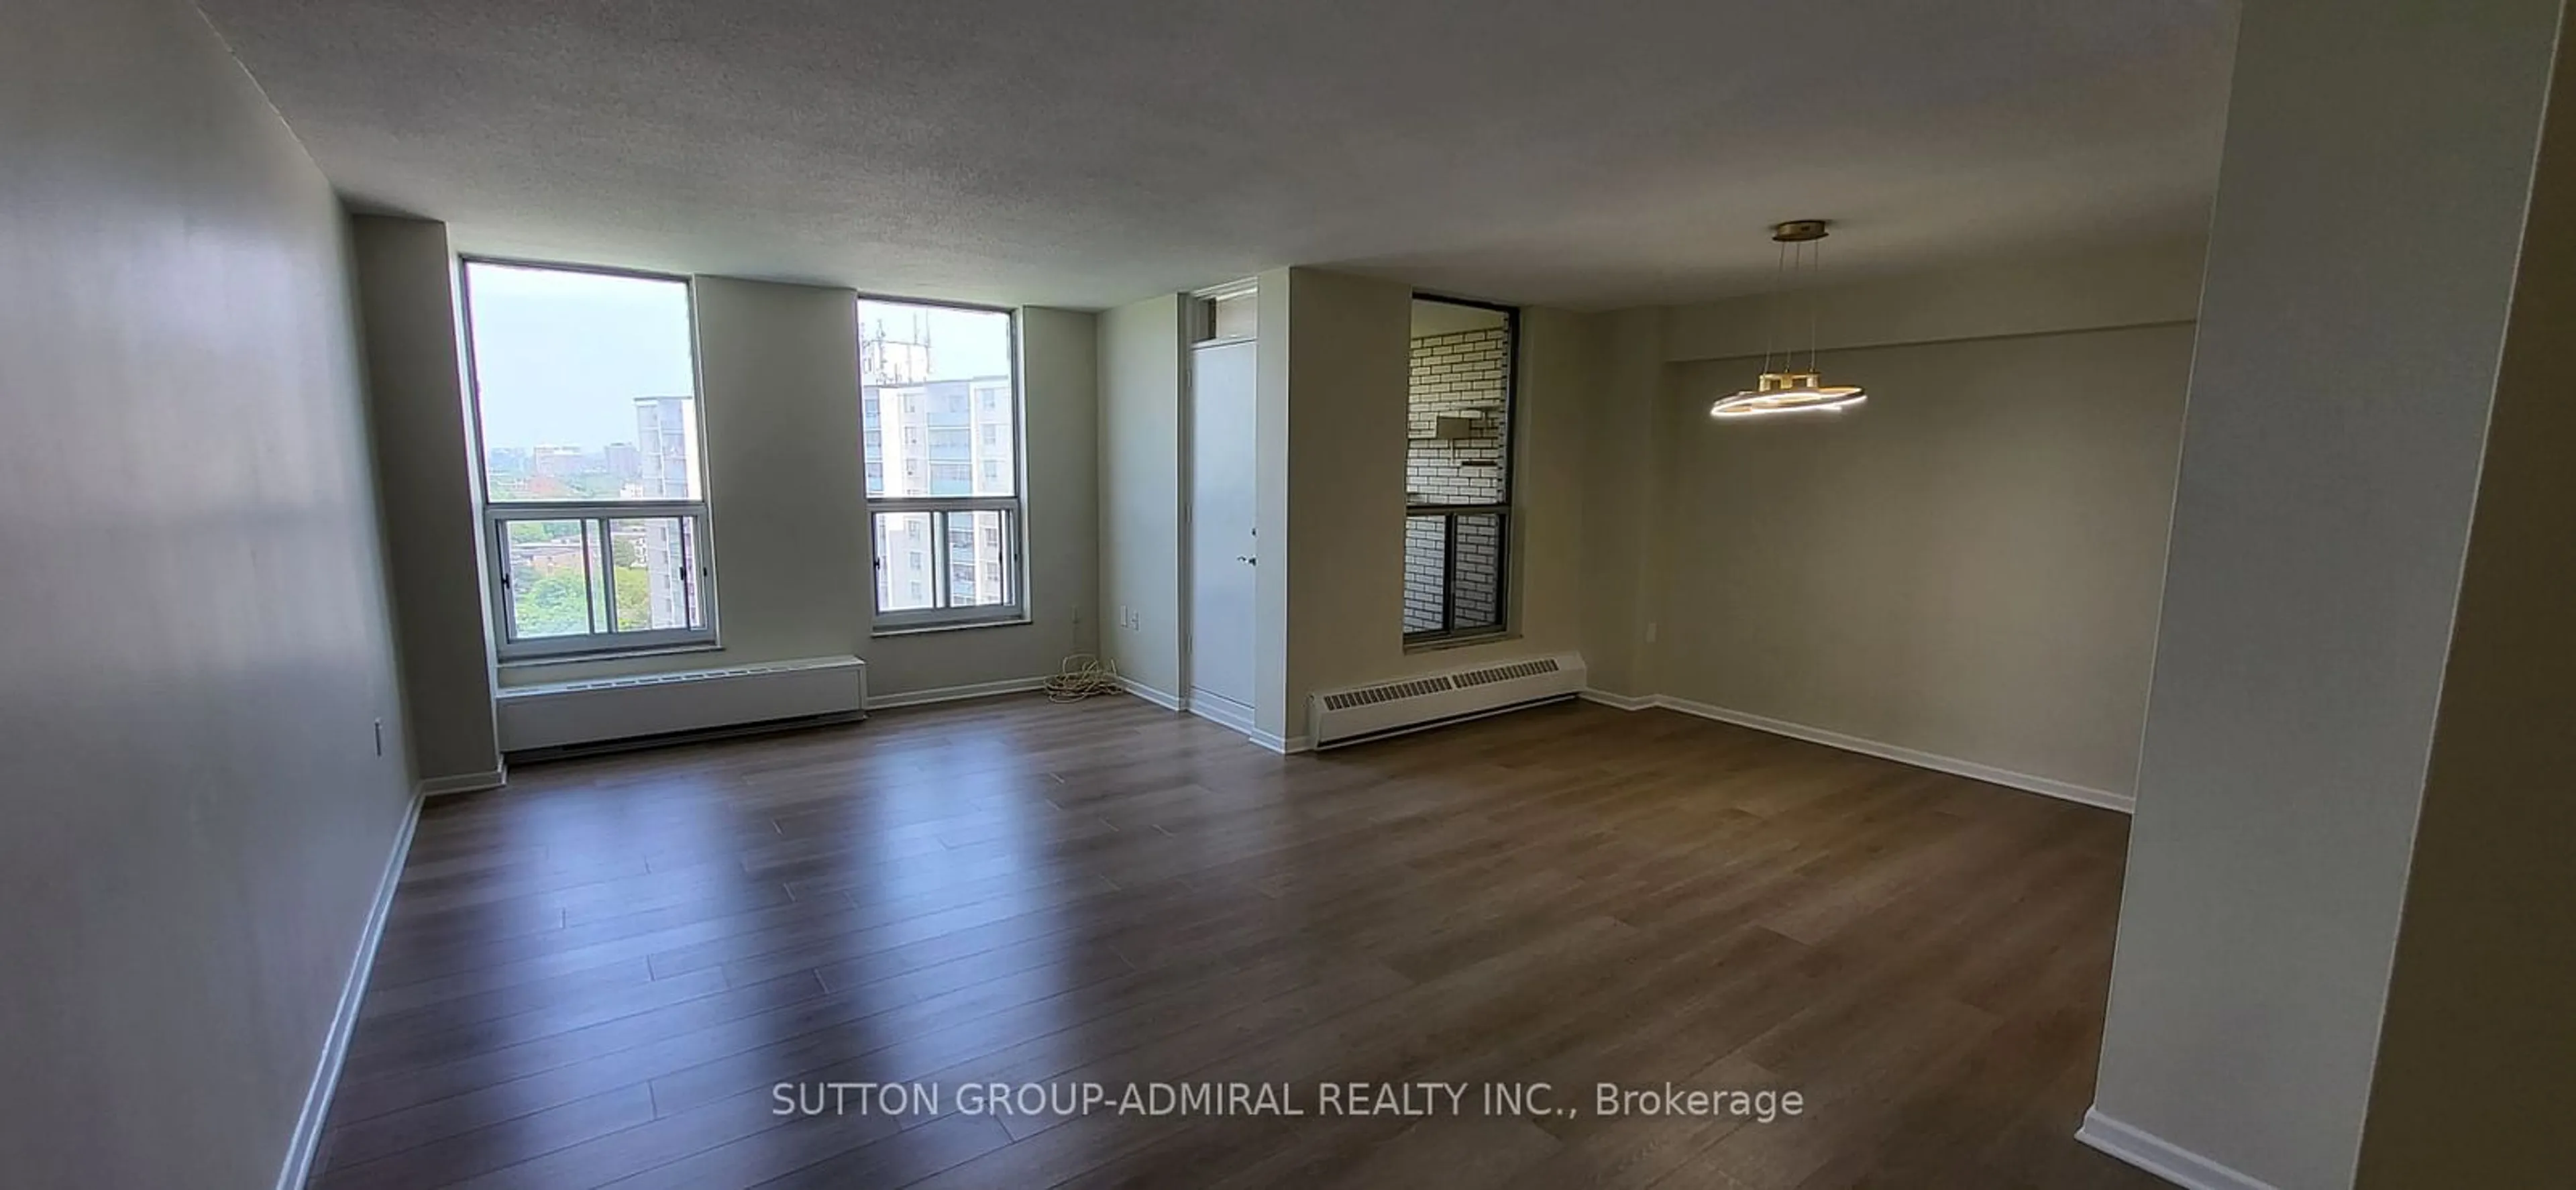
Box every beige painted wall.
[2354,10,2576,1186]
[1095,294,1183,698]
[1570,239,2206,797]
[876,303,1098,692]
[1254,268,1295,737]
[479,280,1101,700]
[1580,307,1670,698]
[1657,325,2192,798]
[2089,0,2567,1185]
[1423,305,1595,671]
[1279,268,1412,745]
[0,0,414,1185]
[352,215,502,786]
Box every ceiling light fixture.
[1711,219,1866,421]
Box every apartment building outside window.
[1403,296,1517,643]
[462,260,716,661]
[860,297,1024,629]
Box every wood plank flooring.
[310,694,2164,1190]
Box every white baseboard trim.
[1118,678,1187,712]
[1578,688,1656,711]
[415,766,505,798]
[865,676,1049,710]
[274,789,422,1190]
[1250,731,1313,755]
[1187,688,1256,736]
[2076,1109,2277,1190]
[1585,690,2134,814]
[1181,690,1300,751]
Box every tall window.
[859,299,1022,629]
[1403,297,1517,643]
[462,262,715,661]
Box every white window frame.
[482,503,718,661]
[861,297,1028,633]
[460,258,721,663]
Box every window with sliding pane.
[462,260,716,661]
[859,297,1025,630]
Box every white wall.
[0,1,414,1186]
[1095,294,1183,698]
[352,215,502,788]
[2088,1,2568,1186]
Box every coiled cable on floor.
[1044,653,1124,702]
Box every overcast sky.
[465,263,1012,451]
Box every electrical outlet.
[1120,606,1142,631]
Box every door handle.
[1236,555,1256,565]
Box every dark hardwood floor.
[309,694,2163,1190]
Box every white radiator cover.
[496,655,866,753]
[1309,652,1586,749]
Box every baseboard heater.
[496,656,867,758]
[1309,652,1587,749]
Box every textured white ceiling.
[198,0,2236,311]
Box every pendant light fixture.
[1711,219,1867,420]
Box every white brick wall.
[1405,328,1511,503]
[1404,327,1510,635]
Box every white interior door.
[1187,338,1258,718]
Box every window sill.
[499,640,724,669]
[1403,631,1516,655]
[871,614,1032,639]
